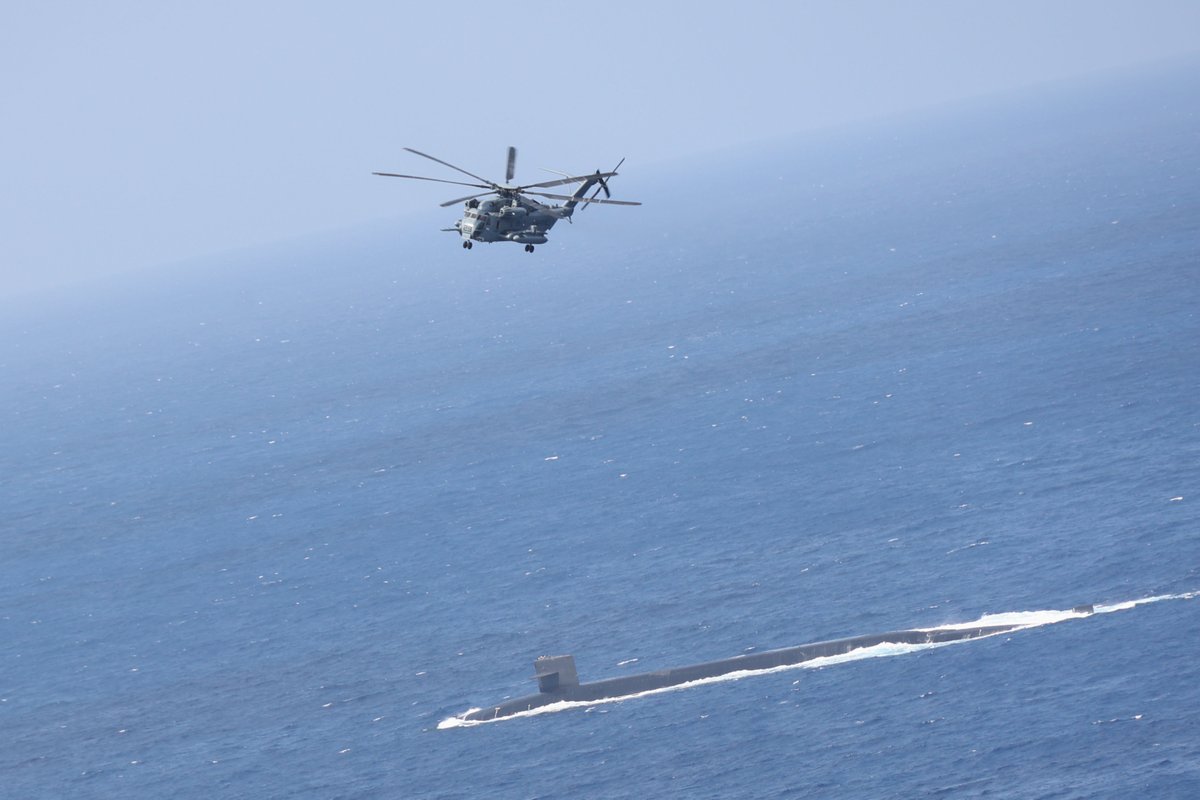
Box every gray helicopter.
[374,147,640,252]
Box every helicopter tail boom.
[560,171,608,216]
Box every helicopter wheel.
[462,240,472,250]
[524,244,535,253]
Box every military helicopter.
[374,147,640,252]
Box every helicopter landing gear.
[462,240,473,250]
[524,244,535,253]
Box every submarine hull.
[459,623,1030,722]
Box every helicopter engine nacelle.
[507,232,547,244]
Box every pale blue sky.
[3,1,1198,296]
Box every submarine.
[456,605,1096,723]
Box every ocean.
[3,60,1198,798]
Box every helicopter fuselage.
[456,195,563,245]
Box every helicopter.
[374,147,640,252]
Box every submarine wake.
[438,591,1196,728]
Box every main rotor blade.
[373,172,491,189]
[403,147,496,186]
[439,191,494,207]
[515,171,618,191]
[505,146,517,183]
[523,191,641,206]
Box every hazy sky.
[3,1,1198,297]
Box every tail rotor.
[581,157,624,210]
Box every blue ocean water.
[3,61,1199,798]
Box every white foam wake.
[1094,590,1196,614]
[925,608,1083,631]
[438,590,1197,728]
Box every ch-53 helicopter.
[374,147,640,252]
